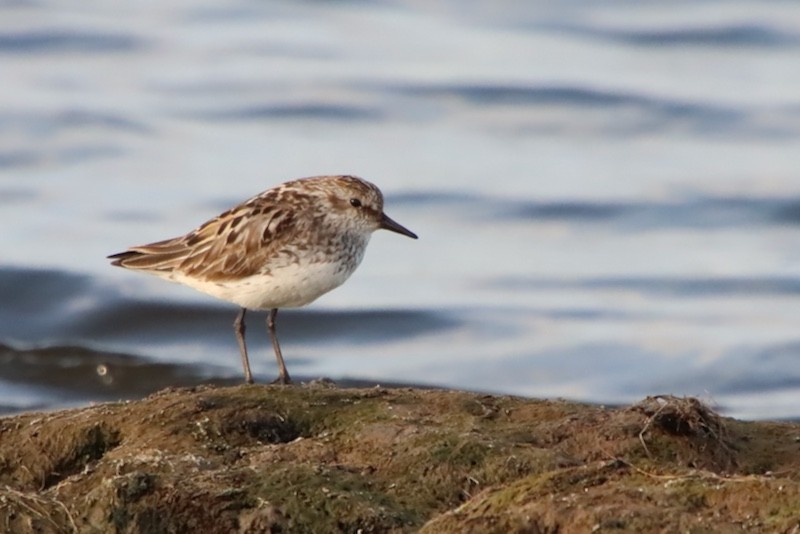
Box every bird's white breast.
[168,223,372,312]
[172,259,359,310]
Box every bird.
[108,175,417,385]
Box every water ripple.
[0,150,39,169]
[193,103,382,123]
[572,24,800,48]
[387,83,800,137]
[397,192,800,229]
[492,276,800,298]
[0,110,149,135]
[0,29,144,54]
[392,83,740,120]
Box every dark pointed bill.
[380,212,418,239]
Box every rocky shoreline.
[1,385,798,532]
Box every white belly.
[172,260,358,310]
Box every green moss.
[428,436,490,467]
[255,464,419,532]
[664,479,710,511]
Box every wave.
[491,275,800,298]
[191,103,383,123]
[563,23,800,48]
[393,191,800,229]
[0,29,144,54]
[385,82,800,138]
[390,83,738,119]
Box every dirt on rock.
[0,385,798,533]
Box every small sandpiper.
[109,175,417,384]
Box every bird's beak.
[380,212,418,239]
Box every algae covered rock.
[0,386,799,533]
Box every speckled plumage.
[109,175,417,384]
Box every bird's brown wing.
[108,198,300,281]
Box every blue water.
[2,1,800,419]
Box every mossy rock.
[0,387,799,533]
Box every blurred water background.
[2,1,800,419]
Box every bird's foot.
[271,374,292,385]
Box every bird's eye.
[349,198,362,208]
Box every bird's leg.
[267,308,292,384]
[234,308,254,384]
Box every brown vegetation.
[0,386,799,532]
